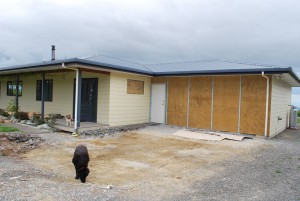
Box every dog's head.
[66,115,72,120]
[78,167,90,183]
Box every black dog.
[72,145,90,183]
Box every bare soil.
[20,130,263,199]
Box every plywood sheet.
[188,76,212,129]
[212,76,240,132]
[127,79,144,94]
[240,75,267,135]
[218,133,247,141]
[173,130,224,141]
[151,77,168,83]
[167,77,189,127]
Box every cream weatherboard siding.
[269,76,292,137]
[108,72,151,126]
[0,76,20,110]
[0,71,110,125]
[0,71,149,126]
[96,73,110,125]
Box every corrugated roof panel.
[145,60,287,73]
[84,54,152,73]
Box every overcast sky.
[0,0,299,105]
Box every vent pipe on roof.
[51,45,56,61]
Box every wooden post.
[74,69,82,134]
[15,75,19,110]
[41,72,45,120]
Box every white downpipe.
[62,63,78,131]
[262,72,269,138]
[74,69,80,131]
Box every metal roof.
[0,56,299,85]
[145,59,288,73]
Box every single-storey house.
[0,53,299,137]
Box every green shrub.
[45,114,57,128]
[298,110,300,117]
[16,112,29,120]
[6,99,19,114]
[32,113,44,125]
[0,109,9,117]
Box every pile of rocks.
[0,115,10,123]
[0,132,44,156]
[81,122,159,137]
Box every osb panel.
[240,75,268,136]
[167,77,189,127]
[151,77,168,83]
[127,79,144,94]
[213,76,240,132]
[188,76,213,129]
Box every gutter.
[262,72,269,138]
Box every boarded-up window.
[127,79,144,94]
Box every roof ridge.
[82,53,154,72]
[145,59,219,66]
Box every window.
[7,81,22,96]
[127,79,144,94]
[36,80,53,101]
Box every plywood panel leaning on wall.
[167,77,189,127]
[188,76,213,129]
[240,75,266,135]
[213,76,240,132]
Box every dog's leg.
[75,169,79,179]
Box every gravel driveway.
[0,124,299,201]
[167,128,300,201]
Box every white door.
[151,84,166,123]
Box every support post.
[15,75,19,110]
[74,69,82,134]
[41,73,45,120]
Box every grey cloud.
[0,0,300,74]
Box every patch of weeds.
[275,170,282,174]
[0,124,19,132]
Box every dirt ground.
[19,126,264,199]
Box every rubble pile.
[0,132,43,156]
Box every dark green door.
[74,78,98,122]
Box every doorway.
[151,83,166,123]
[73,78,98,122]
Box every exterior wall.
[108,72,151,126]
[0,75,18,110]
[269,76,292,137]
[151,75,275,136]
[97,73,110,125]
[0,71,110,125]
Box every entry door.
[74,78,98,122]
[151,84,166,123]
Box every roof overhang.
[0,58,299,86]
[152,68,300,87]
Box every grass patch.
[275,170,282,174]
[297,117,300,123]
[0,124,19,132]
